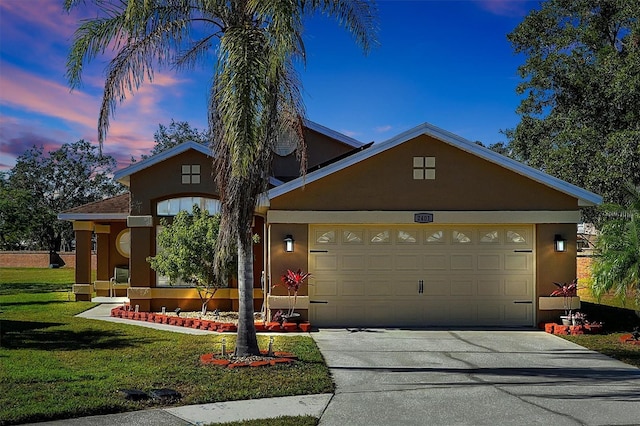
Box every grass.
[561,333,640,368]
[0,269,333,426]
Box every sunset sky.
[0,0,539,172]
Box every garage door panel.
[505,254,530,271]
[369,302,396,325]
[309,225,534,327]
[505,303,532,322]
[396,254,420,270]
[477,278,502,296]
[312,254,338,271]
[423,254,447,270]
[314,279,338,296]
[504,278,531,297]
[450,254,474,270]
[394,279,420,296]
[342,254,366,270]
[423,302,450,324]
[342,280,365,296]
[449,303,477,324]
[336,304,366,326]
[477,303,502,321]
[424,279,449,296]
[368,254,393,270]
[477,254,502,270]
[367,280,393,296]
[450,279,474,296]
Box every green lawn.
[0,268,333,426]
[561,333,640,368]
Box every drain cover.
[149,388,181,401]
[119,389,149,401]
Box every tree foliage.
[148,206,235,315]
[506,0,640,221]
[0,140,124,251]
[140,120,209,161]
[591,183,640,306]
[65,0,377,356]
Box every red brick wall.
[0,251,97,269]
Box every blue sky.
[0,0,539,171]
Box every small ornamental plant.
[550,279,578,318]
[277,269,311,318]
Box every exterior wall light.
[284,235,294,253]
[554,234,567,252]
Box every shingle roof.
[58,193,130,221]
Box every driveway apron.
[312,329,640,426]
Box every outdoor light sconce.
[284,235,294,253]
[554,234,567,252]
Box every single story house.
[59,120,601,327]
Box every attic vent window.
[182,164,201,184]
[413,157,436,180]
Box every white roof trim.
[114,141,212,186]
[303,119,364,148]
[58,213,129,221]
[268,122,603,207]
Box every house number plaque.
[414,212,434,223]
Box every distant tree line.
[0,120,206,252]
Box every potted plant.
[277,269,310,323]
[550,279,578,325]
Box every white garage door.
[308,225,534,327]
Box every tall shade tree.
[506,0,640,223]
[65,0,377,355]
[591,183,640,307]
[1,141,123,251]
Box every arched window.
[156,197,221,216]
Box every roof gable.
[114,141,211,186]
[269,122,602,207]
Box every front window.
[156,197,221,216]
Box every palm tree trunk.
[234,233,260,356]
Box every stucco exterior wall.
[269,223,309,297]
[271,135,578,211]
[129,150,218,216]
[536,223,578,323]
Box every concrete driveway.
[312,329,640,425]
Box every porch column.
[127,215,153,311]
[73,221,93,301]
[93,224,111,297]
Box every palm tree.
[65,0,377,355]
[591,182,640,308]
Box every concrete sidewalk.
[28,394,333,425]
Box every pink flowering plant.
[278,269,311,317]
[550,279,578,316]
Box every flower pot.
[560,316,572,326]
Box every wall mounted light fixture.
[284,235,294,253]
[554,234,567,252]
